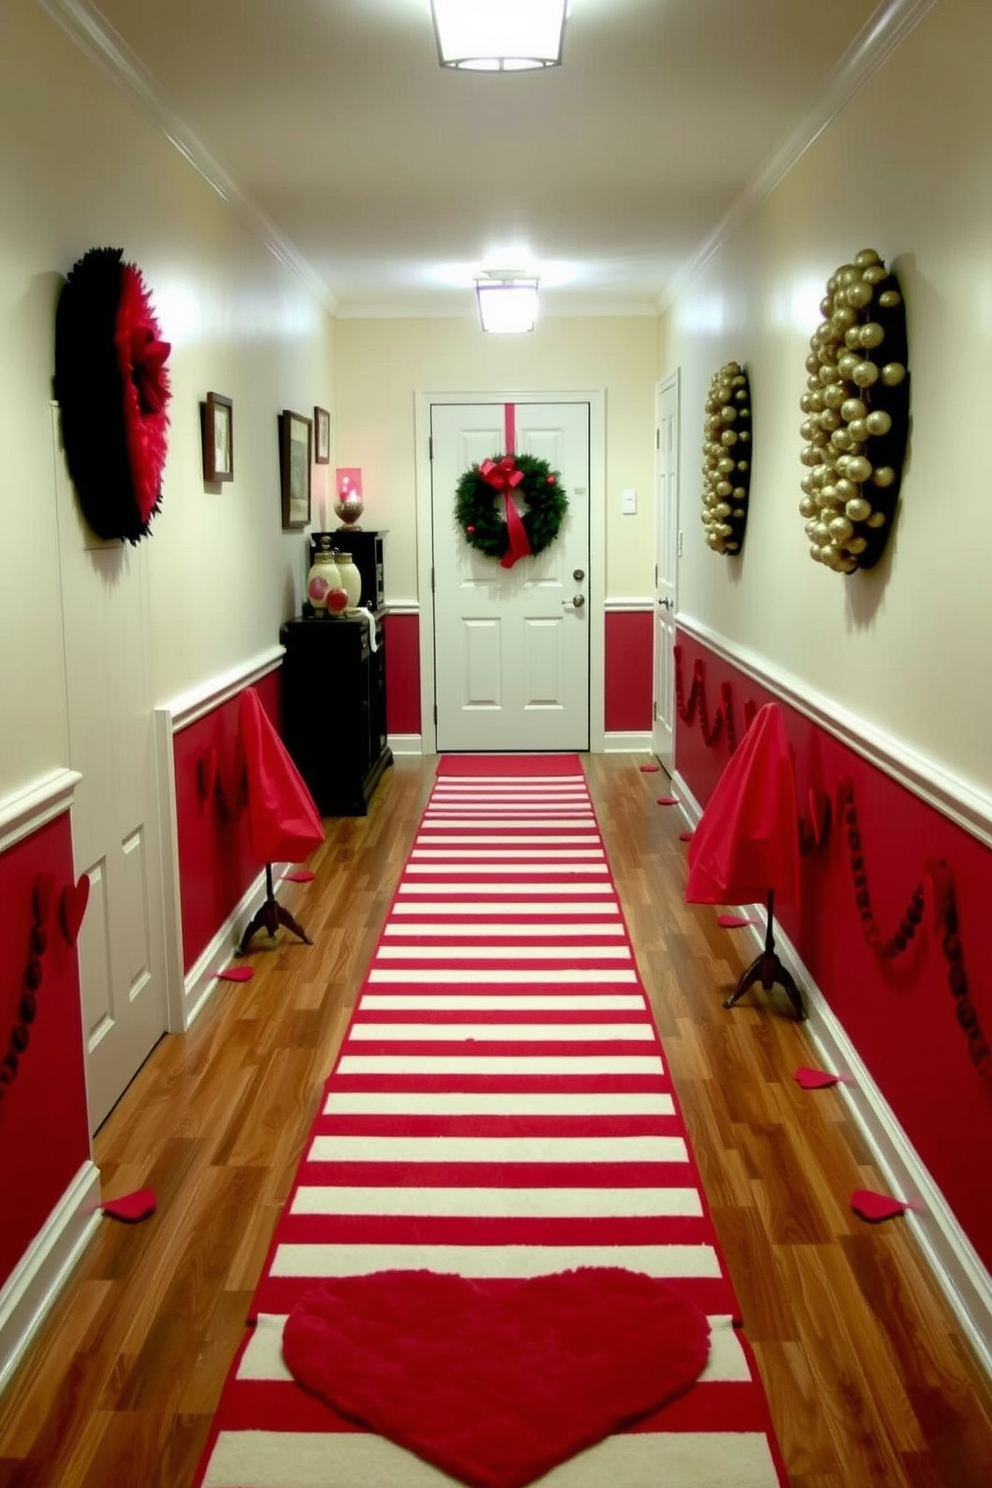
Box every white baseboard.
[183,861,290,1027]
[388,733,423,756]
[0,1160,102,1394]
[671,770,992,1378]
[603,731,653,754]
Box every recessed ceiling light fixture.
[431,1,567,72]
[475,272,540,333]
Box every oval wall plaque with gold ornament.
[799,249,909,573]
[700,362,752,555]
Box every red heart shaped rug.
[283,1266,710,1488]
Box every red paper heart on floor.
[717,914,758,928]
[639,763,660,773]
[102,1188,157,1223]
[283,1267,710,1488]
[59,874,90,946]
[851,1189,909,1223]
[794,1065,841,1089]
[678,831,694,841]
[656,795,679,806]
[215,966,254,981]
[281,869,315,882]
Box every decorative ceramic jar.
[305,536,341,614]
[335,552,362,609]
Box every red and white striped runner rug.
[193,755,787,1488]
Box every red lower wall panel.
[675,628,992,1272]
[0,813,90,1290]
[173,670,282,974]
[384,613,421,737]
[604,610,653,733]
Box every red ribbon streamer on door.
[479,404,532,568]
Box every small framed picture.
[314,405,331,464]
[201,392,234,482]
[280,409,312,529]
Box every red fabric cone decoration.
[851,1189,910,1223]
[686,703,800,907]
[239,688,325,863]
[283,1267,711,1488]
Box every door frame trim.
[415,389,606,756]
[652,369,681,768]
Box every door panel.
[653,375,680,772]
[431,401,590,752]
[52,410,168,1132]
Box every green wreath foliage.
[454,453,568,561]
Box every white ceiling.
[65,0,888,318]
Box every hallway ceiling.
[78,0,883,318]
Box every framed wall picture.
[201,392,233,482]
[314,405,331,464]
[280,409,312,529]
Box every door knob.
[563,594,586,609]
[573,569,585,581]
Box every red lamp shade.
[686,702,800,908]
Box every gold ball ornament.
[701,362,753,555]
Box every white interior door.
[431,400,590,752]
[52,409,169,1132]
[652,373,680,773]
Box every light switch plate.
[621,488,637,515]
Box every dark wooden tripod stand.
[236,863,312,957]
[723,889,805,1020]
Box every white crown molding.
[37,0,337,313]
[336,297,660,322]
[657,0,938,313]
[677,612,992,851]
[671,770,992,1378]
[160,647,285,733]
[0,768,82,855]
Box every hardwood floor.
[1,753,991,1487]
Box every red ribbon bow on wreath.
[480,456,532,568]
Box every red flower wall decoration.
[55,246,171,544]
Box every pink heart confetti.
[717,914,759,928]
[639,764,660,773]
[794,1066,842,1090]
[215,966,254,982]
[281,870,316,882]
[102,1188,157,1223]
[851,1189,909,1223]
[656,796,679,806]
[678,831,693,842]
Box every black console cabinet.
[280,612,393,816]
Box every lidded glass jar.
[335,552,362,609]
[305,536,342,614]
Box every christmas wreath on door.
[455,453,568,568]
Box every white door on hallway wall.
[430,400,591,752]
[52,409,169,1133]
[652,373,680,773]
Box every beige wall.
[658,0,992,791]
[0,0,334,800]
[333,317,658,602]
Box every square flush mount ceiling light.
[431,0,567,71]
[475,274,540,333]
